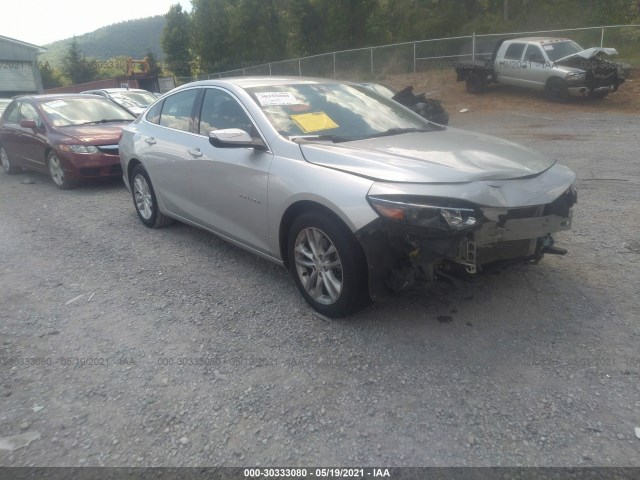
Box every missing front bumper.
[357,211,573,299]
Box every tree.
[146,49,163,76]
[62,37,99,84]
[39,61,63,89]
[161,4,192,77]
[190,0,233,73]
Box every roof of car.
[186,76,346,90]
[83,88,150,93]
[512,37,573,44]
[12,93,106,102]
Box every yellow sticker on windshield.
[291,112,338,133]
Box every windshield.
[112,90,157,108]
[543,41,583,61]
[40,98,135,127]
[246,83,433,141]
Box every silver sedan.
[119,77,576,318]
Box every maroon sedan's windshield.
[40,98,135,127]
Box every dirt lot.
[0,91,639,468]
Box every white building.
[0,35,47,97]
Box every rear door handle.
[144,137,156,145]
[188,148,203,157]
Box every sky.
[1,0,191,46]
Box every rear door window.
[504,43,526,60]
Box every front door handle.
[144,137,156,145]
[188,148,203,157]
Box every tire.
[545,78,569,103]
[47,151,76,189]
[1,146,19,174]
[130,164,174,228]
[287,210,370,318]
[466,71,486,94]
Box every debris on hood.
[391,86,450,125]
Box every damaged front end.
[356,186,577,300]
[557,50,626,97]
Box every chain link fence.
[177,25,640,85]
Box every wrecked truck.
[456,37,626,102]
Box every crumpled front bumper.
[568,84,618,97]
[356,186,576,300]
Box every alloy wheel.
[133,173,153,220]
[293,227,343,305]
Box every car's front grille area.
[97,145,119,155]
[496,206,542,226]
[80,167,101,176]
[476,239,535,264]
[79,164,122,177]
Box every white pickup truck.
[455,37,626,102]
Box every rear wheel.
[47,151,76,189]
[131,164,173,228]
[1,146,18,174]
[545,78,569,103]
[288,211,370,318]
[466,71,487,93]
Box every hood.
[555,47,618,64]
[57,123,130,144]
[299,128,555,183]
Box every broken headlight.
[565,72,586,82]
[367,195,481,230]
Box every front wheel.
[47,151,76,189]
[288,211,370,318]
[1,146,19,174]
[545,78,569,103]
[130,164,173,228]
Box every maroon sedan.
[0,94,136,189]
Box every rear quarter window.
[3,102,19,123]
[145,100,163,125]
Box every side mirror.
[20,119,37,129]
[209,128,267,150]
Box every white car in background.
[81,88,157,116]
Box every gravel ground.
[0,108,639,468]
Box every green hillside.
[41,15,166,70]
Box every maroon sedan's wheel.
[1,146,19,175]
[545,78,569,103]
[47,151,76,189]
